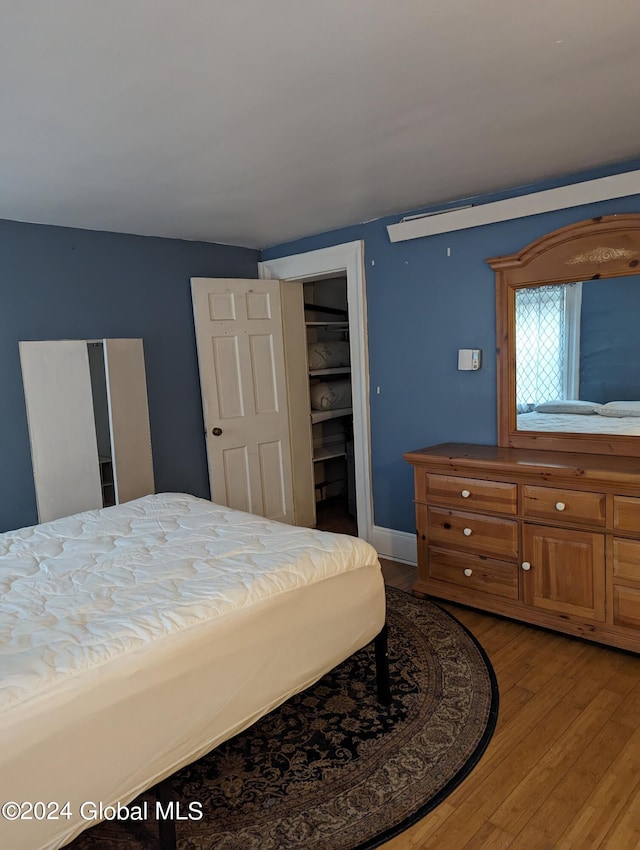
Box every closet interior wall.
[303,275,356,529]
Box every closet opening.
[259,240,372,543]
[303,274,357,536]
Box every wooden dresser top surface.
[403,443,640,486]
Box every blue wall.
[580,275,640,404]
[0,219,258,533]
[5,162,640,538]
[263,160,640,534]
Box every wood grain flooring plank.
[556,726,640,848]
[506,707,631,848]
[377,560,640,850]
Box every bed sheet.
[517,411,640,435]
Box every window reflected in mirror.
[516,282,582,413]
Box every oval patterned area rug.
[69,587,498,850]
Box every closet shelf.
[310,407,353,424]
[304,302,347,319]
[309,367,351,377]
[313,446,347,463]
[305,321,349,329]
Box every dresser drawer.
[613,538,640,583]
[429,547,519,599]
[522,485,605,526]
[427,507,518,560]
[614,585,640,630]
[426,474,517,515]
[613,496,640,532]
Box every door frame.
[259,241,373,543]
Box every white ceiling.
[1,0,640,249]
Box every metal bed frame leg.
[374,624,391,706]
[156,776,177,850]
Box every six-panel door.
[191,278,295,523]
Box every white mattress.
[517,411,640,435]
[0,494,385,850]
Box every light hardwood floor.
[379,559,640,850]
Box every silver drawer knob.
[555,501,566,511]
[522,561,531,571]
[461,489,471,498]
[463,568,473,577]
[463,527,473,536]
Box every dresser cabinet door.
[522,524,605,621]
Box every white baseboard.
[371,525,417,565]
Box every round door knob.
[461,489,471,498]
[522,561,531,571]
[463,527,473,536]
[555,501,566,511]
[463,568,473,577]
[212,427,223,436]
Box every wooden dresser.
[404,443,640,653]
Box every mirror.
[489,214,640,456]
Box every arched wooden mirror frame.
[488,214,640,457]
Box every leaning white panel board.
[19,340,103,523]
[104,338,155,504]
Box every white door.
[191,278,295,522]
